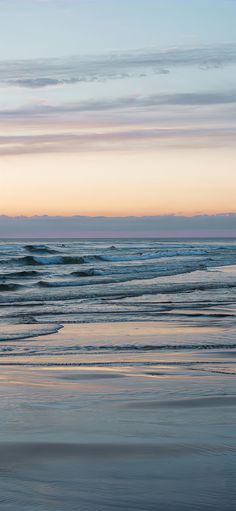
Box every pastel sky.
[0,0,236,217]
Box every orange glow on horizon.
[1,148,236,217]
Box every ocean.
[0,238,236,510]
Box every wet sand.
[0,321,236,510]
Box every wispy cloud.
[1,88,236,155]
[2,90,236,119]
[0,125,235,156]
[1,43,236,89]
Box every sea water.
[0,238,235,510]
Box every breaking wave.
[0,323,63,342]
[25,244,58,254]
[95,249,210,263]
[0,283,23,292]
[0,270,41,279]
[2,255,86,266]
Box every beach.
[0,239,236,509]
[2,0,236,506]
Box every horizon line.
[1,212,236,219]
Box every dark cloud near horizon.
[0,214,235,237]
[0,43,236,89]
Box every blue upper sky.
[1,0,236,106]
[1,0,236,59]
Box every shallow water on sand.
[0,321,236,510]
[0,239,236,510]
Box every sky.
[0,0,236,223]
